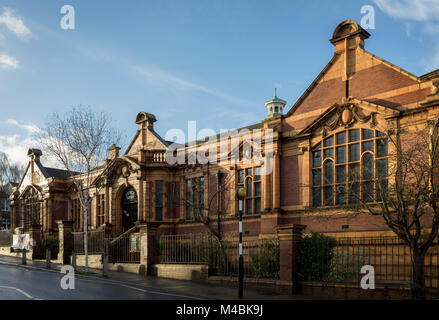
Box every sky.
[0,0,438,167]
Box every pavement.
[0,255,305,300]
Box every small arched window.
[312,129,388,206]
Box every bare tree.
[337,120,439,300]
[38,106,121,272]
[0,152,24,189]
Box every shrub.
[297,233,336,281]
[249,239,280,279]
[41,236,59,249]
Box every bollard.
[72,252,77,271]
[102,253,108,277]
[46,248,51,269]
[22,248,26,265]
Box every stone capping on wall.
[152,264,208,281]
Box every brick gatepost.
[139,222,161,275]
[57,220,74,264]
[276,224,306,293]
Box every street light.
[236,186,246,298]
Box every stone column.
[139,222,161,275]
[105,186,110,224]
[272,150,280,210]
[276,224,306,292]
[57,220,73,264]
[29,224,42,260]
[138,178,144,222]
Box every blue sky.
[0,0,438,166]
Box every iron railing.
[298,235,439,296]
[72,229,140,263]
[72,230,106,254]
[107,234,141,263]
[158,233,280,279]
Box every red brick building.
[9,20,439,243]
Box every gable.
[283,48,429,134]
[125,128,168,156]
[299,98,399,139]
[17,162,46,194]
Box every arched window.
[237,167,262,214]
[312,129,388,206]
[22,187,41,231]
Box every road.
[0,263,207,300]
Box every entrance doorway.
[121,187,138,232]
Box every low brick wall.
[208,276,293,294]
[75,254,103,269]
[152,264,208,281]
[299,281,412,299]
[0,247,33,260]
[73,254,144,274]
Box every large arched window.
[312,129,388,207]
[22,187,41,231]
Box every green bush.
[249,239,280,279]
[297,233,336,281]
[41,236,59,249]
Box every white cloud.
[372,0,439,72]
[0,120,60,168]
[372,0,439,21]
[0,53,19,69]
[5,119,41,134]
[0,7,31,38]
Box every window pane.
[376,130,386,137]
[156,207,163,221]
[362,141,374,152]
[362,129,374,140]
[254,167,261,180]
[246,168,253,177]
[350,183,360,203]
[324,160,334,184]
[246,178,252,197]
[323,136,334,147]
[349,144,360,162]
[254,182,261,196]
[336,165,346,183]
[200,176,204,188]
[312,188,321,207]
[246,199,252,214]
[313,151,321,168]
[186,179,191,191]
[362,182,374,202]
[313,169,321,185]
[324,186,334,206]
[323,148,334,159]
[336,185,347,205]
[376,179,388,201]
[349,129,360,142]
[312,143,321,150]
[349,163,360,181]
[238,170,244,183]
[377,139,388,157]
[255,198,261,213]
[336,146,346,164]
[336,131,346,145]
[377,159,388,178]
[362,153,374,180]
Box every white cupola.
[264,88,286,119]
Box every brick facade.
[9,20,439,245]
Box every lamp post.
[236,186,246,298]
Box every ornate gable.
[300,98,399,138]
